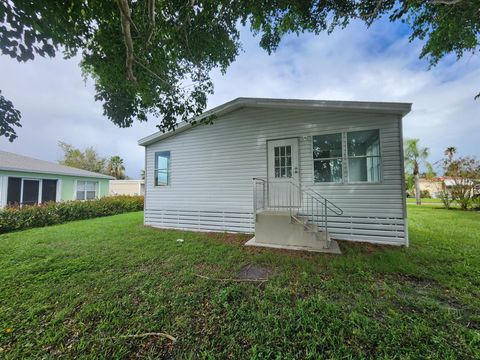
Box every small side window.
[155,151,170,186]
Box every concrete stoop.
[246,211,342,254]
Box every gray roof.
[138,97,412,146]
[0,150,115,179]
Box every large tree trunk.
[415,173,421,205]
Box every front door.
[267,138,300,209]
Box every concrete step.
[255,211,332,251]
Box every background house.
[418,177,480,198]
[109,179,145,196]
[0,150,113,207]
[418,178,445,198]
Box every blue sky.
[0,18,478,178]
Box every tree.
[444,146,457,162]
[442,150,480,210]
[404,139,432,206]
[107,156,126,180]
[0,90,21,142]
[1,1,479,140]
[58,141,106,174]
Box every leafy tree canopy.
[1,0,479,141]
[58,141,107,175]
[0,90,21,141]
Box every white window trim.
[154,151,171,187]
[75,180,99,201]
[312,128,383,185]
[2,176,61,207]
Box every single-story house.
[0,150,114,207]
[418,178,444,198]
[109,179,145,196]
[139,97,411,252]
[419,177,479,198]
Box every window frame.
[312,128,382,185]
[75,180,98,201]
[312,132,344,184]
[154,151,171,187]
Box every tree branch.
[117,0,136,82]
[145,0,156,47]
[431,0,464,4]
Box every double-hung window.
[313,129,381,183]
[347,130,381,182]
[155,151,170,186]
[76,181,97,200]
[313,133,343,183]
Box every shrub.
[472,196,480,211]
[0,196,144,234]
[439,191,452,209]
[420,190,431,198]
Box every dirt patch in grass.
[337,240,399,254]
[236,264,272,280]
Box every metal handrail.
[252,177,344,240]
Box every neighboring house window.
[76,181,97,200]
[155,151,170,186]
[6,177,58,206]
[313,129,381,183]
[347,129,381,182]
[313,133,343,183]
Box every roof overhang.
[0,165,115,179]
[138,97,412,146]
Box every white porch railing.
[253,177,343,239]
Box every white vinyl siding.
[144,107,406,245]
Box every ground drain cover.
[236,264,271,280]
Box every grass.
[0,208,479,359]
[406,197,443,203]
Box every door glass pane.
[23,180,40,205]
[274,145,293,178]
[7,177,21,205]
[314,160,343,183]
[313,133,342,159]
[347,130,380,157]
[42,179,57,203]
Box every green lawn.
[0,208,479,359]
[406,197,443,204]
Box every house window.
[76,181,97,200]
[347,130,381,182]
[155,151,170,186]
[313,133,343,183]
[313,129,381,183]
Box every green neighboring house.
[0,150,114,207]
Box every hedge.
[0,195,144,234]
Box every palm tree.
[404,139,432,205]
[107,156,126,179]
[444,146,457,162]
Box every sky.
[0,18,479,178]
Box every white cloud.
[0,19,478,177]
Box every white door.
[267,138,300,209]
